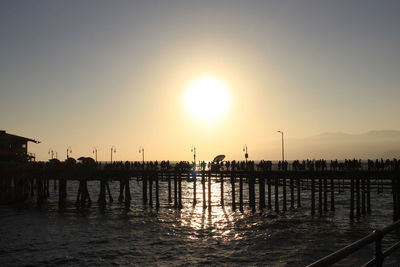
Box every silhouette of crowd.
[6,157,400,172]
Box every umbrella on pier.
[213,154,225,163]
[77,157,95,165]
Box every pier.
[1,160,399,221]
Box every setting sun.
[184,77,231,123]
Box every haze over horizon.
[1,1,400,161]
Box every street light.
[191,146,196,169]
[277,131,284,163]
[66,146,72,159]
[110,146,116,164]
[139,146,144,164]
[48,148,54,160]
[93,147,98,162]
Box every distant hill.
[253,130,400,160]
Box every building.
[0,130,40,162]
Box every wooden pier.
[1,162,399,221]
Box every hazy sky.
[1,1,400,161]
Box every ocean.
[1,179,399,266]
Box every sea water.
[0,179,399,266]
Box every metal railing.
[307,220,400,267]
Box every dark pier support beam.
[392,176,397,221]
[356,177,360,217]
[208,171,212,210]
[106,180,113,203]
[392,175,400,221]
[249,172,256,212]
[323,177,328,212]
[290,177,294,209]
[168,172,172,204]
[267,177,272,210]
[330,177,335,211]
[202,171,206,209]
[30,177,35,199]
[76,178,91,206]
[98,178,106,205]
[350,177,355,220]
[239,175,243,211]
[155,172,159,209]
[143,172,148,204]
[248,172,252,208]
[174,172,178,209]
[362,177,366,215]
[193,171,197,206]
[220,172,224,206]
[259,176,266,210]
[118,178,125,203]
[178,172,182,209]
[311,177,315,215]
[75,178,81,204]
[126,178,132,203]
[397,175,400,221]
[46,177,50,197]
[59,177,67,204]
[275,177,279,213]
[231,171,236,210]
[149,173,153,207]
[282,177,287,212]
[297,176,301,208]
[318,177,322,214]
[367,176,371,213]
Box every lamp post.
[66,146,72,159]
[243,144,248,167]
[139,146,144,164]
[93,148,97,163]
[277,131,284,163]
[110,146,116,164]
[191,146,196,170]
[48,149,54,160]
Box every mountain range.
[253,130,400,160]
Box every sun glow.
[184,77,231,123]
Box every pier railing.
[307,220,400,267]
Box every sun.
[184,77,231,123]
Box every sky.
[1,0,400,161]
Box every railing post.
[375,230,384,267]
